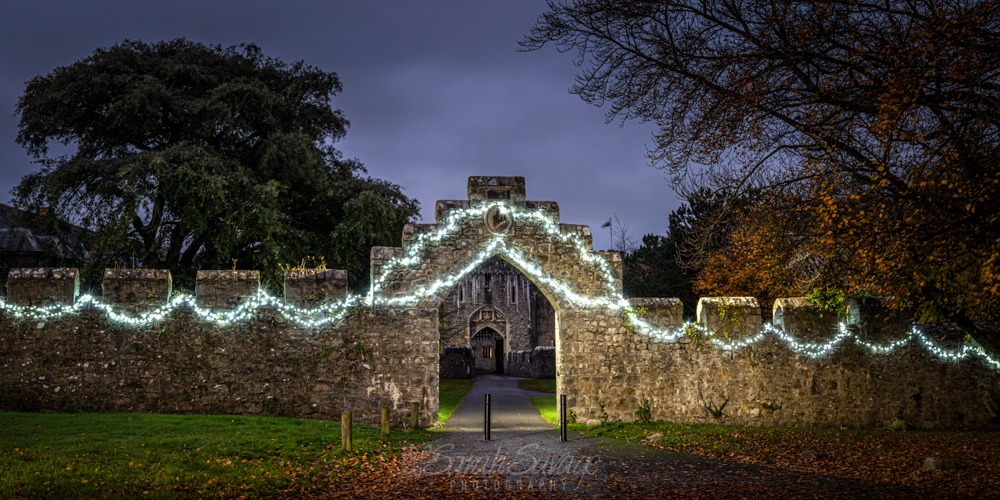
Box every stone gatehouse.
[1,176,999,430]
[438,256,556,377]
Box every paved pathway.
[420,375,918,498]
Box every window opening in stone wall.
[458,280,465,303]
[483,346,493,358]
[487,189,509,200]
[509,275,517,305]
[484,274,492,303]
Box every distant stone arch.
[471,326,504,373]
[469,304,508,340]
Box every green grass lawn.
[0,377,477,497]
[523,379,558,428]
[437,378,474,424]
[529,396,560,425]
[0,411,433,498]
[517,378,555,393]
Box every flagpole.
[601,217,613,250]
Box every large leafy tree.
[15,38,418,290]
[524,1,1000,330]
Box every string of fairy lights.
[1,201,997,373]
[0,291,362,329]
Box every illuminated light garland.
[0,291,361,329]
[368,201,625,306]
[0,201,997,374]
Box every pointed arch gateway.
[367,176,629,423]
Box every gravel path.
[419,375,918,499]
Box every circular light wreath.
[484,205,513,234]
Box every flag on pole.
[601,218,612,228]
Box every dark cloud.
[0,1,680,250]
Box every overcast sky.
[0,1,681,251]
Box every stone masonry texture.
[1,176,998,430]
[0,305,438,428]
[283,269,347,308]
[102,269,171,312]
[7,267,79,306]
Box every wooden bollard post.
[410,402,420,429]
[341,412,353,452]
[381,406,390,436]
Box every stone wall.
[696,297,762,338]
[505,347,555,379]
[195,270,260,310]
[0,269,439,428]
[439,256,553,352]
[7,267,79,306]
[1,176,998,431]
[103,269,172,311]
[559,298,1000,430]
[440,345,474,379]
[283,269,348,307]
[533,292,556,347]
[5,268,995,430]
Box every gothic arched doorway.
[471,327,504,374]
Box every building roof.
[0,203,90,260]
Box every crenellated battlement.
[467,175,527,206]
[7,267,79,306]
[102,269,171,311]
[0,175,997,431]
[283,269,348,308]
[0,265,952,345]
[4,267,350,311]
[0,264,936,332]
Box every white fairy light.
[0,201,997,374]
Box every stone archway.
[367,176,626,422]
[435,255,558,379]
[468,305,508,346]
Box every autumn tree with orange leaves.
[524,0,1000,334]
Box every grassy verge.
[517,378,555,393]
[529,396,559,425]
[437,378,474,424]
[0,411,433,498]
[521,380,558,424]
[524,396,1000,497]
